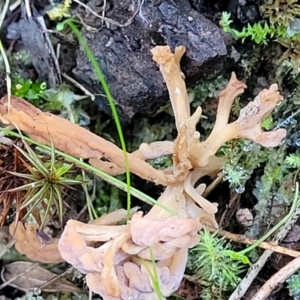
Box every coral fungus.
[57,47,285,299]
[0,45,286,299]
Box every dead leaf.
[1,261,81,293]
[236,208,253,227]
[284,224,300,243]
[9,221,64,264]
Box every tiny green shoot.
[138,248,164,300]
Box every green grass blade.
[49,137,56,175]
[7,184,38,193]
[21,182,49,209]
[56,178,84,186]
[7,179,46,193]
[14,143,49,177]
[52,184,64,226]
[22,141,50,175]
[2,129,176,215]
[138,252,163,300]
[62,19,132,220]
[41,188,54,229]
[6,171,40,181]
[55,163,74,177]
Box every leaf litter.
[1,261,80,293]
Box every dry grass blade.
[0,142,28,226]
[14,142,49,177]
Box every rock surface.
[73,0,228,120]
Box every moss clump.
[189,229,245,300]
[287,272,300,300]
[260,0,300,28]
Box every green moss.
[220,12,289,45]
[11,75,46,105]
[192,75,228,108]
[276,36,300,76]
[188,229,245,300]
[287,272,300,299]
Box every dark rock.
[59,42,77,73]
[189,0,231,14]
[17,5,60,87]
[237,4,260,24]
[73,0,227,121]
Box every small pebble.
[236,208,253,227]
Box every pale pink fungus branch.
[57,46,286,300]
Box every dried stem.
[73,0,141,27]
[215,229,300,258]
[250,255,300,300]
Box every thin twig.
[37,268,73,290]
[274,109,300,130]
[9,0,21,11]
[229,250,273,300]
[37,16,62,84]
[56,43,61,61]
[203,173,223,197]
[215,229,300,258]
[228,183,300,300]
[219,192,240,228]
[250,254,300,300]
[138,0,149,24]
[75,13,100,32]
[62,73,95,101]
[102,0,106,22]
[0,239,15,259]
[73,0,141,27]
[0,262,39,289]
[24,0,32,18]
